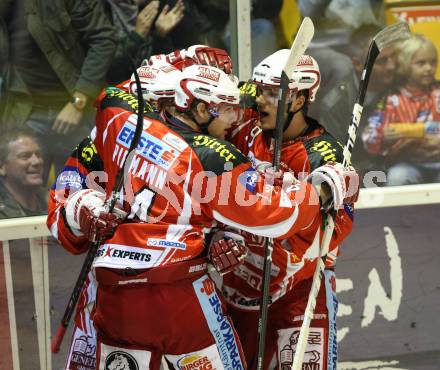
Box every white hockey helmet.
[252,50,321,102]
[128,63,181,103]
[174,64,240,111]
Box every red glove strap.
[344,168,360,204]
[185,47,233,74]
[209,239,247,275]
[78,208,122,243]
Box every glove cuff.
[307,167,345,210]
[65,189,106,231]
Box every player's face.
[208,105,242,139]
[255,86,279,130]
[407,45,437,90]
[255,86,294,130]
[0,137,44,187]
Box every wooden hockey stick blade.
[374,22,411,52]
[283,17,315,79]
[273,17,314,169]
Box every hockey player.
[59,62,183,370]
[47,63,352,370]
[219,51,359,370]
[58,47,232,370]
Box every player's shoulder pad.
[305,131,344,168]
[99,87,154,114]
[239,81,257,97]
[184,133,248,175]
[73,137,104,173]
[239,81,258,110]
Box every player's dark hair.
[297,89,310,116]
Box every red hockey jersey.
[222,118,354,310]
[47,87,320,271]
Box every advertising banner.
[337,204,440,369]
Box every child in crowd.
[362,34,440,185]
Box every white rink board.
[0,184,439,369]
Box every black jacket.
[0,0,117,127]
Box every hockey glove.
[307,163,359,211]
[64,189,126,243]
[145,45,233,74]
[185,45,233,74]
[256,162,297,187]
[208,231,248,275]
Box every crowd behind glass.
[1,0,439,219]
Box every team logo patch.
[105,351,139,370]
[238,166,258,194]
[297,55,314,66]
[162,132,188,152]
[193,135,237,162]
[278,327,324,370]
[55,168,85,191]
[147,238,187,250]
[245,170,258,193]
[177,355,213,370]
[116,119,180,170]
[197,66,220,82]
[69,334,96,370]
[103,87,153,113]
[310,141,338,162]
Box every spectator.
[0,130,46,218]
[0,0,117,182]
[161,0,229,50]
[164,0,283,68]
[318,24,398,177]
[363,34,440,186]
[105,0,185,84]
[298,0,385,99]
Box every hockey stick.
[291,22,411,370]
[255,17,315,370]
[51,63,146,353]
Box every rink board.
[337,203,440,367]
[1,202,440,369]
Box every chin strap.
[271,102,302,138]
[200,115,216,135]
[199,107,219,135]
[183,104,219,135]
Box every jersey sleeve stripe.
[213,204,299,238]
